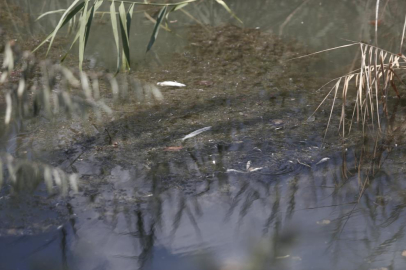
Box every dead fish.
[157,81,186,87]
[181,126,211,141]
[226,169,246,174]
[315,157,330,165]
[248,167,263,172]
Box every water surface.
[1,1,406,270]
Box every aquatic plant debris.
[163,146,183,151]
[227,161,263,173]
[316,219,331,225]
[181,126,211,141]
[157,81,186,87]
[246,161,263,172]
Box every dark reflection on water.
[3,139,406,270]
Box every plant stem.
[106,0,197,6]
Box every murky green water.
[2,1,406,270]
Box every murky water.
[2,1,406,270]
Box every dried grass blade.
[144,11,171,32]
[340,75,353,136]
[366,46,375,126]
[324,78,342,139]
[36,9,66,21]
[380,53,386,89]
[166,2,188,21]
[348,95,359,133]
[214,0,242,24]
[172,3,189,12]
[179,7,208,31]
[388,71,401,98]
[279,0,310,35]
[288,43,358,61]
[393,56,400,68]
[374,0,380,45]
[401,14,406,53]
[357,44,366,123]
[309,77,345,119]
[374,47,381,130]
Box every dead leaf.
[198,80,213,86]
[164,146,183,151]
[276,255,290,259]
[316,219,331,225]
[271,119,284,126]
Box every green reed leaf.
[84,4,95,48]
[48,0,81,55]
[119,2,130,69]
[166,3,188,20]
[110,0,120,73]
[33,1,85,53]
[146,5,167,52]
[78,0,90,71]
[62,0,103,64]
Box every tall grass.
[291,3,406,139]
[33,0,242,72]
